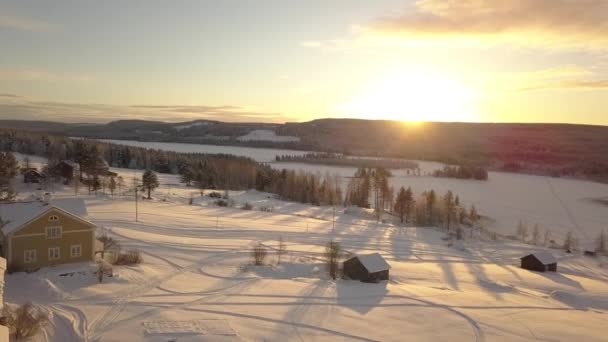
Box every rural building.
[343,253,390,282]
[49,160,77,184]
[520,252,557,272]
[0,198,102,272]
[22,168,43,183]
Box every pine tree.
[443,191,456,231]
[108,176,117,197]
[0,152,19,201]
[426,190,436,225]
[563,231,576,252]
[597,230,607,254]
[469,205,479,225]
[544,229,552,246]
[142,169,159,199]
[394,187,408,223]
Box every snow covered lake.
[92,138,311,162]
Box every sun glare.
[339,68,478,122]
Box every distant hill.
[2,118,608,181]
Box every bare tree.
[324,240,341,280]
[516,220,528,243]
[251,242,267,266]
[3,303,48,340]
[544,229,552,246]
[563,231,577,252]
[277,236,287,264]
[532,224,541,245]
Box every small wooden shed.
[22,168,42,183]
[521,252,557,272]
[343,253,390,283]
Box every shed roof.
[353,253,390,273]
[0,198,89,235]
[522,251,556,265]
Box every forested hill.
[1,118,608,181]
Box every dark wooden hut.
[22,168,42,183]
[520,252,557,272]
[49,161,76,183]
[343,253,390,283]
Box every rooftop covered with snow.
[0,198,89,235]
[352,253,390,273]
[522,251,557,265]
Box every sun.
[339,68,478,122]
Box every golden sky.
[1,0,607,125]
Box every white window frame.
[46,226,62,239]
[24,249,37,263]
[70,244,82,258]
[48,215,59,222]
[48,247,61,261]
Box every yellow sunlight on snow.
[339,68,478,122]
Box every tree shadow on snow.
[336,280,388,315]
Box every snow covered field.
[73,139,608,244]
[4,155,608,342]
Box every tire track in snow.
[86,249,244,341]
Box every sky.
[0,0,607,125]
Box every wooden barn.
[520,252,557,272]
[22,168,43,183]
[343,253,390,283]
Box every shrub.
[251,242,267,266]
[208,191,222,198]
[260,206,273,213]
[3,303,48,340]
[324,240,341,280]
[98,233,120,252]
[242,202,253,210]
[112,249,143,265]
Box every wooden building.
[22,168,43,183]
[343,253,390,283]
[520,252,557,272]
[49,160,76,184]
[0,199,103,272]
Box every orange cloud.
[367,0,608,48]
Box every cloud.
[0,96,291,124]
[491,66,608,91]
[0,14,53,32]
[0,69,94,83]
[366,0,608,48]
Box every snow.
[236,129,300,142]
[525,251,557,265]
[173,121,212,130]
[92,139,311,162]
[0,198,89,234]
[3,153,608,341]
[353,253,390,273]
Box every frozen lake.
[93,138,311,162]
[95,139,608,243]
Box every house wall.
[521,256,546,272]
[8,208,94,271]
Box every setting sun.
[339,68,478,122]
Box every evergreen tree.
[443,190,456,231]
[426,190,436,225]
[142,169,159,199]
[597,230,607,254]
[0,152,19,201]
[108,176,117,197]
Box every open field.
[4,155,608,341]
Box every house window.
[48,215,59,222]
[46,226,62,239]
[24,250,37,263]
[70,245,82,258]
[48,247,61,260]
